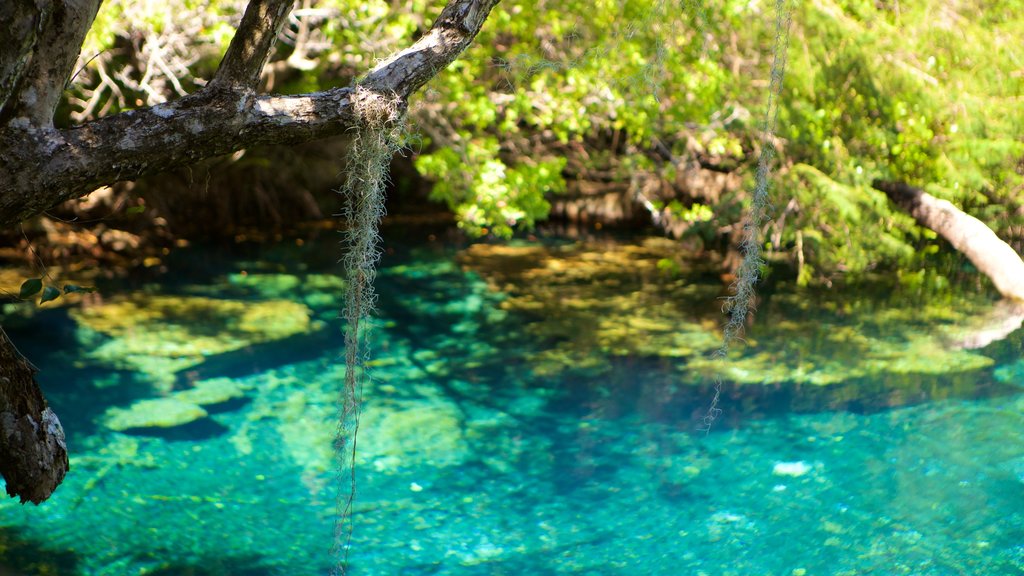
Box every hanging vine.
[332,86,406,576]
[700,0,794,432]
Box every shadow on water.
[142,556,279,576]
[121,417,231,442]
[174,328,342,386]
[545,353,1023,432]
[0,526,79,575]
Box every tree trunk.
[0,327,68,504]
[874,179,1024,302]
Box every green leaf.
[125,205,146,215]
[19,278,42,299]
[63,284,96,294]
[40,286,61,304]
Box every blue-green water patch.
[1,234,1022,575]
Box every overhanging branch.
[874,179,1024,302]
[0,0,502,229]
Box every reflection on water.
[1,231,1023,575]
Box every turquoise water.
[2,231,1023,575]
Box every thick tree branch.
[210,0,294,91]
[0,1,52,115]
[0,327,68,504]
[3,0,102,128]
[0,87,358,228]
[874,180,1024,302]
[0,0,502,229]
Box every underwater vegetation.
[459,238,1004,392]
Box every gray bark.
[2,0,102,128]
[210,0,294,91]
[0,0,501,503]
[0,0,52,113]
[874,180,1024,302]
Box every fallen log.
[0,326,68,504]
[873,180,1024,302]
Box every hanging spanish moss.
[332,87,405,575]
[699,0,793,433]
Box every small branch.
[210,0,295,91]
[361,0,501,98]
[3,0,102,128]
[874,179,1024,302]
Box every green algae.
[359,400,469,471]
[4,235,1024,576]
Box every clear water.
[2,231,1023,575]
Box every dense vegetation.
[65,0,1024,284]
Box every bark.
[0,0,51,113]
[210,0,294,91]
[874,179,1024,302]
[2,0,102,128]
[0,327,68,504]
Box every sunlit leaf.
[64,284,97,294]
[40,286,61,304]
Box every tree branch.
[3,0,102,128]
[210,0,295,91]
[0,0,503,229]
[0,87,358,228]
[0,0,52,115]
[361,0,501,97]
[874,179,1024,302]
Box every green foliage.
[415,137,566,238]
[18,279,42,299]
[18,278,95,305]
[782,164,919,283]
[766,1,1024,278]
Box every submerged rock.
[459,239,721,377]
[773,461,812,477]
[175,377,247,406]
[71,295,313,389]
[359,400,469,471]
[104,398,208,431]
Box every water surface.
[2,231,1022,575]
